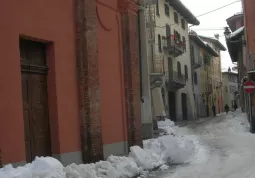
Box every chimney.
[214,34,219,39]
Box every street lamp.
[224,27,231,39]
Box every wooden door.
[168,91,176,121]
[22,72,51,162]
[182,93,188,120]
[20,39,51,162]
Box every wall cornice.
[118,0,139,13]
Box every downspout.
[0,149,2,168]
[137,4,143,102]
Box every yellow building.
[200,45,219,116]
[199,35,226,116]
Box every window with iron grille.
[164,4,170,17]
[174,12,178,23]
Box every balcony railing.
[192,55,202,69]
[162,37,185,57]
[151,55,164,74]
[172,71,186,85]
[167,71,186,90]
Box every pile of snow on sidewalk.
[0,119,203,178]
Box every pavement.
[146,111,255,178]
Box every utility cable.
[155,0,241,28]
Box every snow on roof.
[198,35,227,51]
[229,26,244,39]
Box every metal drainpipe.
[137,4,143,102]
[0,149,2,168]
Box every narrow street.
[147,111,255,178]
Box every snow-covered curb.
[0,119,204,178]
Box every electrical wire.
[155,0,241,28]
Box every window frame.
[181,19,185,29]
[184,65,188,80]
[174,12,178,23]
[156,0,160,16]
[164,4,170,17]
[158,34,162,52]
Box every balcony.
[162,37,185,57]
[191,55,202,69]
[150,55,164,87]
[145,6,156,28]
[166,71,186,90]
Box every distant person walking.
[225,104,230,114]
[212,105,216,116]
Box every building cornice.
[118,0,139,13]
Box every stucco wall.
[97,0,128,153]
[155,0,195,121]
[0,0,80,164]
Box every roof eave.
[167,0,200,25]
[198,35,227,51]
[189,35,206,48]
[206,45,219,57]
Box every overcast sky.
[180,0,242,70]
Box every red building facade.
[0,0,142,166]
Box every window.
[164,4,170,16]
[194,72,198,84]
[158,34,162,52]
[174,30,181,41]
[166,24,171,38]
[174,12,178,23]
[177,61,181,76]
[190,45,194,63]
[181,19,185,29]
[156,0,160,16]
[182,36,186,51]
[184,65,188,80]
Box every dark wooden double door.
[20,39,51,162]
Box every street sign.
[243,80,255,94]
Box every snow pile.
[65,156,142,178]
[215,109,250,133]
[158,119,178,135]
[143,135,199,165]
[129,146,163,170]
[0,118,203,178]
[225,112,250,133]
[0,157,65,178]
